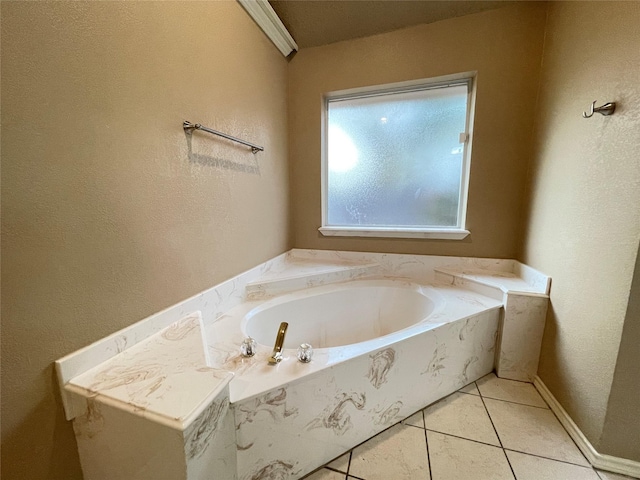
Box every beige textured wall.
[288,3,547,258]
[522,1,640,455]
[1,2,289,478]
[599,244,640,460]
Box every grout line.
[345,418,404,455]
[325,466,348,476]
[458,380,480,391]
[503,450,517,480]
[479,391,518,479]
[302,467,334,479]
[457,389,480,397]
[478,394,505,448]
[477,374,548,408]
[402,406,432,423]
[470,380,594,473]
[346,450,352,478]
[503,448,594,469]
[403,423,426,431]
[480,395,550,410]
[423,410,433,479]
[425,428,504,450]
[488,372,539,385]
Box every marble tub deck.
[55,249,551,480]
[205,277,503,404]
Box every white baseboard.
[534,376,640,479]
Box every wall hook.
[583,100,616,118]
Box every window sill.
[318,226,470,240]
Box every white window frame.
[319,72,476,240]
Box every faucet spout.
[268,322,288,365]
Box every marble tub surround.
[284,249,549,295]
[434,260,551,296]
[73,389,237,480]
[433,259,549,382]
[245,252,381,299]
[65,311,232,429]
[496,294,549,381]
[56,250,293,421]
[65,311,237,479]
[202,278,503,479]
[55,249,551,480]
[206,278,502,404]
[233,308,500,479]
[303,250,551,384]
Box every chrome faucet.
[268,322,288,365]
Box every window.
[320,74,475,239]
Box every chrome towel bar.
[183,121,264,154]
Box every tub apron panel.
[234,309,499,480]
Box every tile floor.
[301,372,637,480]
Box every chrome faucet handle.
[240,337,257,357]
[297,343,313,363]
[268,322,288,365]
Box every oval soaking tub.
[242,279,444,349]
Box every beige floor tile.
[476,373,547,408]
[458,382,480,395]
[303,467,347,480]
[596,470,639,480]
[349,423,430,480]
[506,450,600,480]
[326,453,350,473]
[402,410,425,428]
[423,392,500,446]
[427,431,514,480]
[484,398,589,466]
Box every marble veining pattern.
[423,343,448,377]
[184,396,229,459]
[88,363,167,394]
[306,392,367,435]
[233,308,500,479]
[372,400,404,426]
[55,251,291,420]
[67,311,233,429]
[244,460,299,480]
[236,388,299,430]
[72,398,105,440]
[73,398,191,479]
[245,254,381,299]
[367,348,395,389]
[56,249,551,480]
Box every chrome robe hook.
[583,100,616,118]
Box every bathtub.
[58,250,550,480]
[204,278,502,479]
[242,280,443,350]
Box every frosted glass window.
[325,82,471,231]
